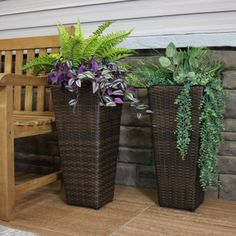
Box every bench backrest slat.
[14,50,24,110]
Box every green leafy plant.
[22,19,150,115]
[22,20,134,75]
[133,42,225,189]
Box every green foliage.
[23,20,133,75]
[58,21,133,65]
[133,42,225,190]
[133,61,173,87]
[22,54,60,76]
[174,84,192,159]
[199,73,225,188]
[99,47,134,62]
[94,30,132,58]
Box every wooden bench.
[0,26,74,221]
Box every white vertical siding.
[0,0,236,48]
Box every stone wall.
[217,51,236,201]
[15,48,236,200]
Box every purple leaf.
[91,59,99,73]
[48,73,57,84]
[67,69,74,78]
[107,88,113,95]
[128,86,135,92]
[114,97,124,104]
[77,65,85,74]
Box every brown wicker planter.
[148,86,204,211]
[51,83,122,209]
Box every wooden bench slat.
[14,123,53,139]
[0,86,15,221]
[14,50,24,111]
[0,50,2,73]
[51,47,60,54]
[4,51,12,73]
[14,114,55,126]
[24,85,33,111]
[36,86,45,112]
[15,171,61,196]
[0,74,48,86]
[35,48,47,111]
[24,50,35,111]
[14,111,54,116]
[0,35,60,51]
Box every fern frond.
[77,22,113,62]
[57,24,70,45]
[95,30,132,56]
[75,19,84,40]
[71,39,85,66]
[22,54,60,76]
[79,22,114,61]
[127,74,146,88]
[57,24,73,60]
[78,35,98,62]
[100,48,134,61]
[93,21,113,36]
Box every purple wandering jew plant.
[48,58,138,109]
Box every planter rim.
[51,85,122,110]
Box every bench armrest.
[0,73,48,86]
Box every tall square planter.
[149,86,204,211]
[51,83,122,209]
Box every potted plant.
[23,20,145,209]
[133,43,225,211]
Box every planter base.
[52,84,122,209]
[149,86,204,211]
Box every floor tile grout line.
[109,203,154,236]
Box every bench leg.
[0,86,15,221]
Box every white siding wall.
[0,0,236,48]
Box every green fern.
[57,24,71,59]
[95,30,132,57]
[93,21,113,36]
[57,24,83,65]
[102,48,134,62]
[80,22,114,61]
[74,19,84,40]
[22,54,60,76]
[23,19,133,74]
[56,21,132,64]
[80,35,98,60]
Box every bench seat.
[14,112,55,138]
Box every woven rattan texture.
[52,84,122,209]
[149,86,204,211]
